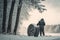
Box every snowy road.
[0,34,60,40]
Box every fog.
[17,0,60,35]
[0,0,60,35]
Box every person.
[37,18,45,36]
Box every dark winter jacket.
[37,19,45,27]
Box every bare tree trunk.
[7,0,15,33]
[2,0,7,33]
[14,0,22,35]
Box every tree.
[7,0,16,33]
[25,0,46,13]
[14,0,22,35]
[14,0,46,35]
[2,0,7,33]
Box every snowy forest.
[0,0,60,36]
[0,0,46,35]
[0,0,60,40]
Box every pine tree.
[7,0,15,33]
[14,0,22,35]
[2,0,7,33]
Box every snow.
[0,34,60,40]
[45,33,60,36]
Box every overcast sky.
[43,0,60,25]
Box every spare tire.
[27,24,35,36]
[34,27,39,37]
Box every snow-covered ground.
[45,33,60,36]
[0,33,60,40]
